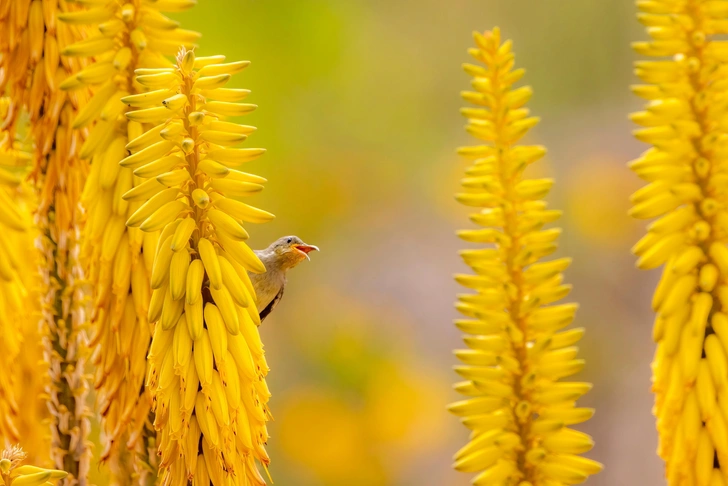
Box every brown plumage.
[249,236,318,321]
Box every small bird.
[249,235,319,322]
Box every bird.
[249,235,319,322]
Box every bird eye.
[287,238,292,244]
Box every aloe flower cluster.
[450,28,602,485]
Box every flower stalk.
[123,48,274,486]
[630,0,728,483]
[450,28,602,485]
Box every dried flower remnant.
[450,28,602,485]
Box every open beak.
[294,244,319,261]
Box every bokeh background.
[110,1,659,484]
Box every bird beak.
[294,244,319,261]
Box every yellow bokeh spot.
[365,361,450,451]
[278,388,386,485]
[565,155,640,249]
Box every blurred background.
[160,1,654,484]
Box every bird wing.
[260,284,284,322]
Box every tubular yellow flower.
[124,48,272,485]
[58,1,198,479]
[0,0,92,482]
[450,28,602,486]
[630,1,728,483]
[0,445,67,486]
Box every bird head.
[269,235,319,269]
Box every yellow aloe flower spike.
[630,1,728,483]
[0,445,67,486]
[58,0,198,480]
[124,47,273,486]
[450,28,602,486]
[0,0,93,481]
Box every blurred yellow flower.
[365,361,449,451]
[278,388,386,485]
[269,286,453,485]
[565,156,640,248]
